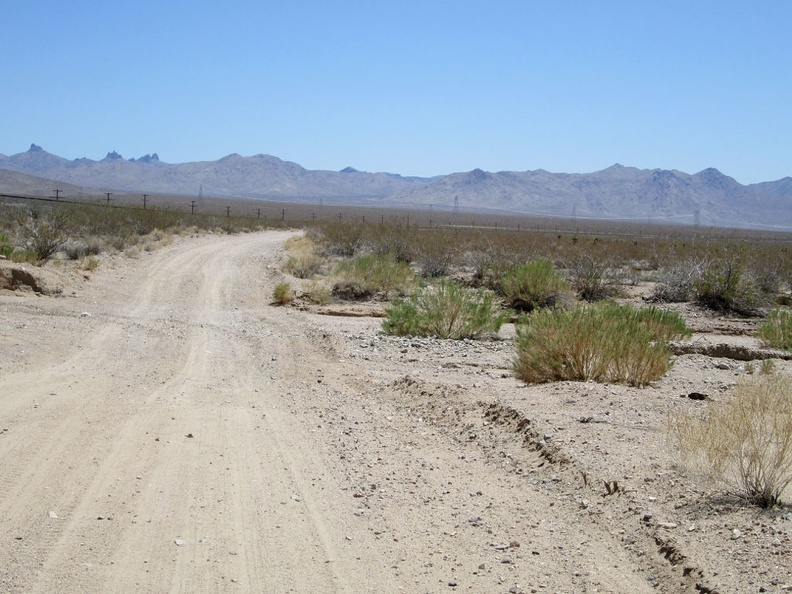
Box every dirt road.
[1,231,789,593]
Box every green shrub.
[670,373,792,507]
[383,278,507,339]
[335,254,414,298]
[514,302,689,386]
[0,232,13,258]
[499,258,570,312]
[272,282,294,305]
[757,309,792,351]
[633,305,693,342]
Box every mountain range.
[1,144,791,230]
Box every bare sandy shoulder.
[0,231,790,593]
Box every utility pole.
[226,206,231,217]
[190,200,196,215]
[142,194,148,209]
[257,208,261,219]
[105,192,112,205]
[53,189,61,201]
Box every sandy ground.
[0,230,790,594]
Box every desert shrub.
[651,257,705,303]
[567,254,623,302]
[415,241,455,278]
[285,254,323,279]
[633,305,693,342]
[670,373,792,507]
[78,256,100,271]
[303,280,332,305]
[272,282,294,305]
[334,254,414,298]
[499,258,570,312]
[313,221,366,257]
[0,232,13,258]
[382,278,507,339]
[757,309,792,351]
[21,210,71,260]
[693,257,764,316]
[332,278,375,300]
[514,302,689,386]
[365,224,416,263]
[62,237,104,260]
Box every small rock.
[657,522,678,529]
[731,528,742,540]
[48,511,58,519]
[186,433,194,438]
[448,580,457,587]
[174,539,186,546]
[687,392,708,401]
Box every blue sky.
[3,1,790,183]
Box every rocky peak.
[130,153,160,164]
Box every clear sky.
[3,1,790,183]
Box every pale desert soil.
[0,230,790,594]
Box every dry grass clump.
[670,373,792,508]
[302,280,332,305]
[272,282,295,305]
[333,254,414,300]
[756,309,792,351]
[514,302,689,386]
[283,235,324,279]
[383,278,506,339]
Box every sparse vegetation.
[651,257,705,303]
[383,278,506,339]
[302,280,332,305]
[514,302,689,386]
[272,282,295,305]
[499,258,570,312]
[567,253,624,302]
[693,255,765,316]
[334,254,415,299]
[757,309,792,351]
[0,232,13,258]
[670,373,792,507]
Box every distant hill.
[1,144,790,230]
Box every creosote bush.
[651,257,705,303]
[514,302,689,386]
[382,278,506,339]
[757,309,792,351]
[670,373,792,508]
[567,253,624,302]
[499,258,570,312]
[693,256,764,316]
